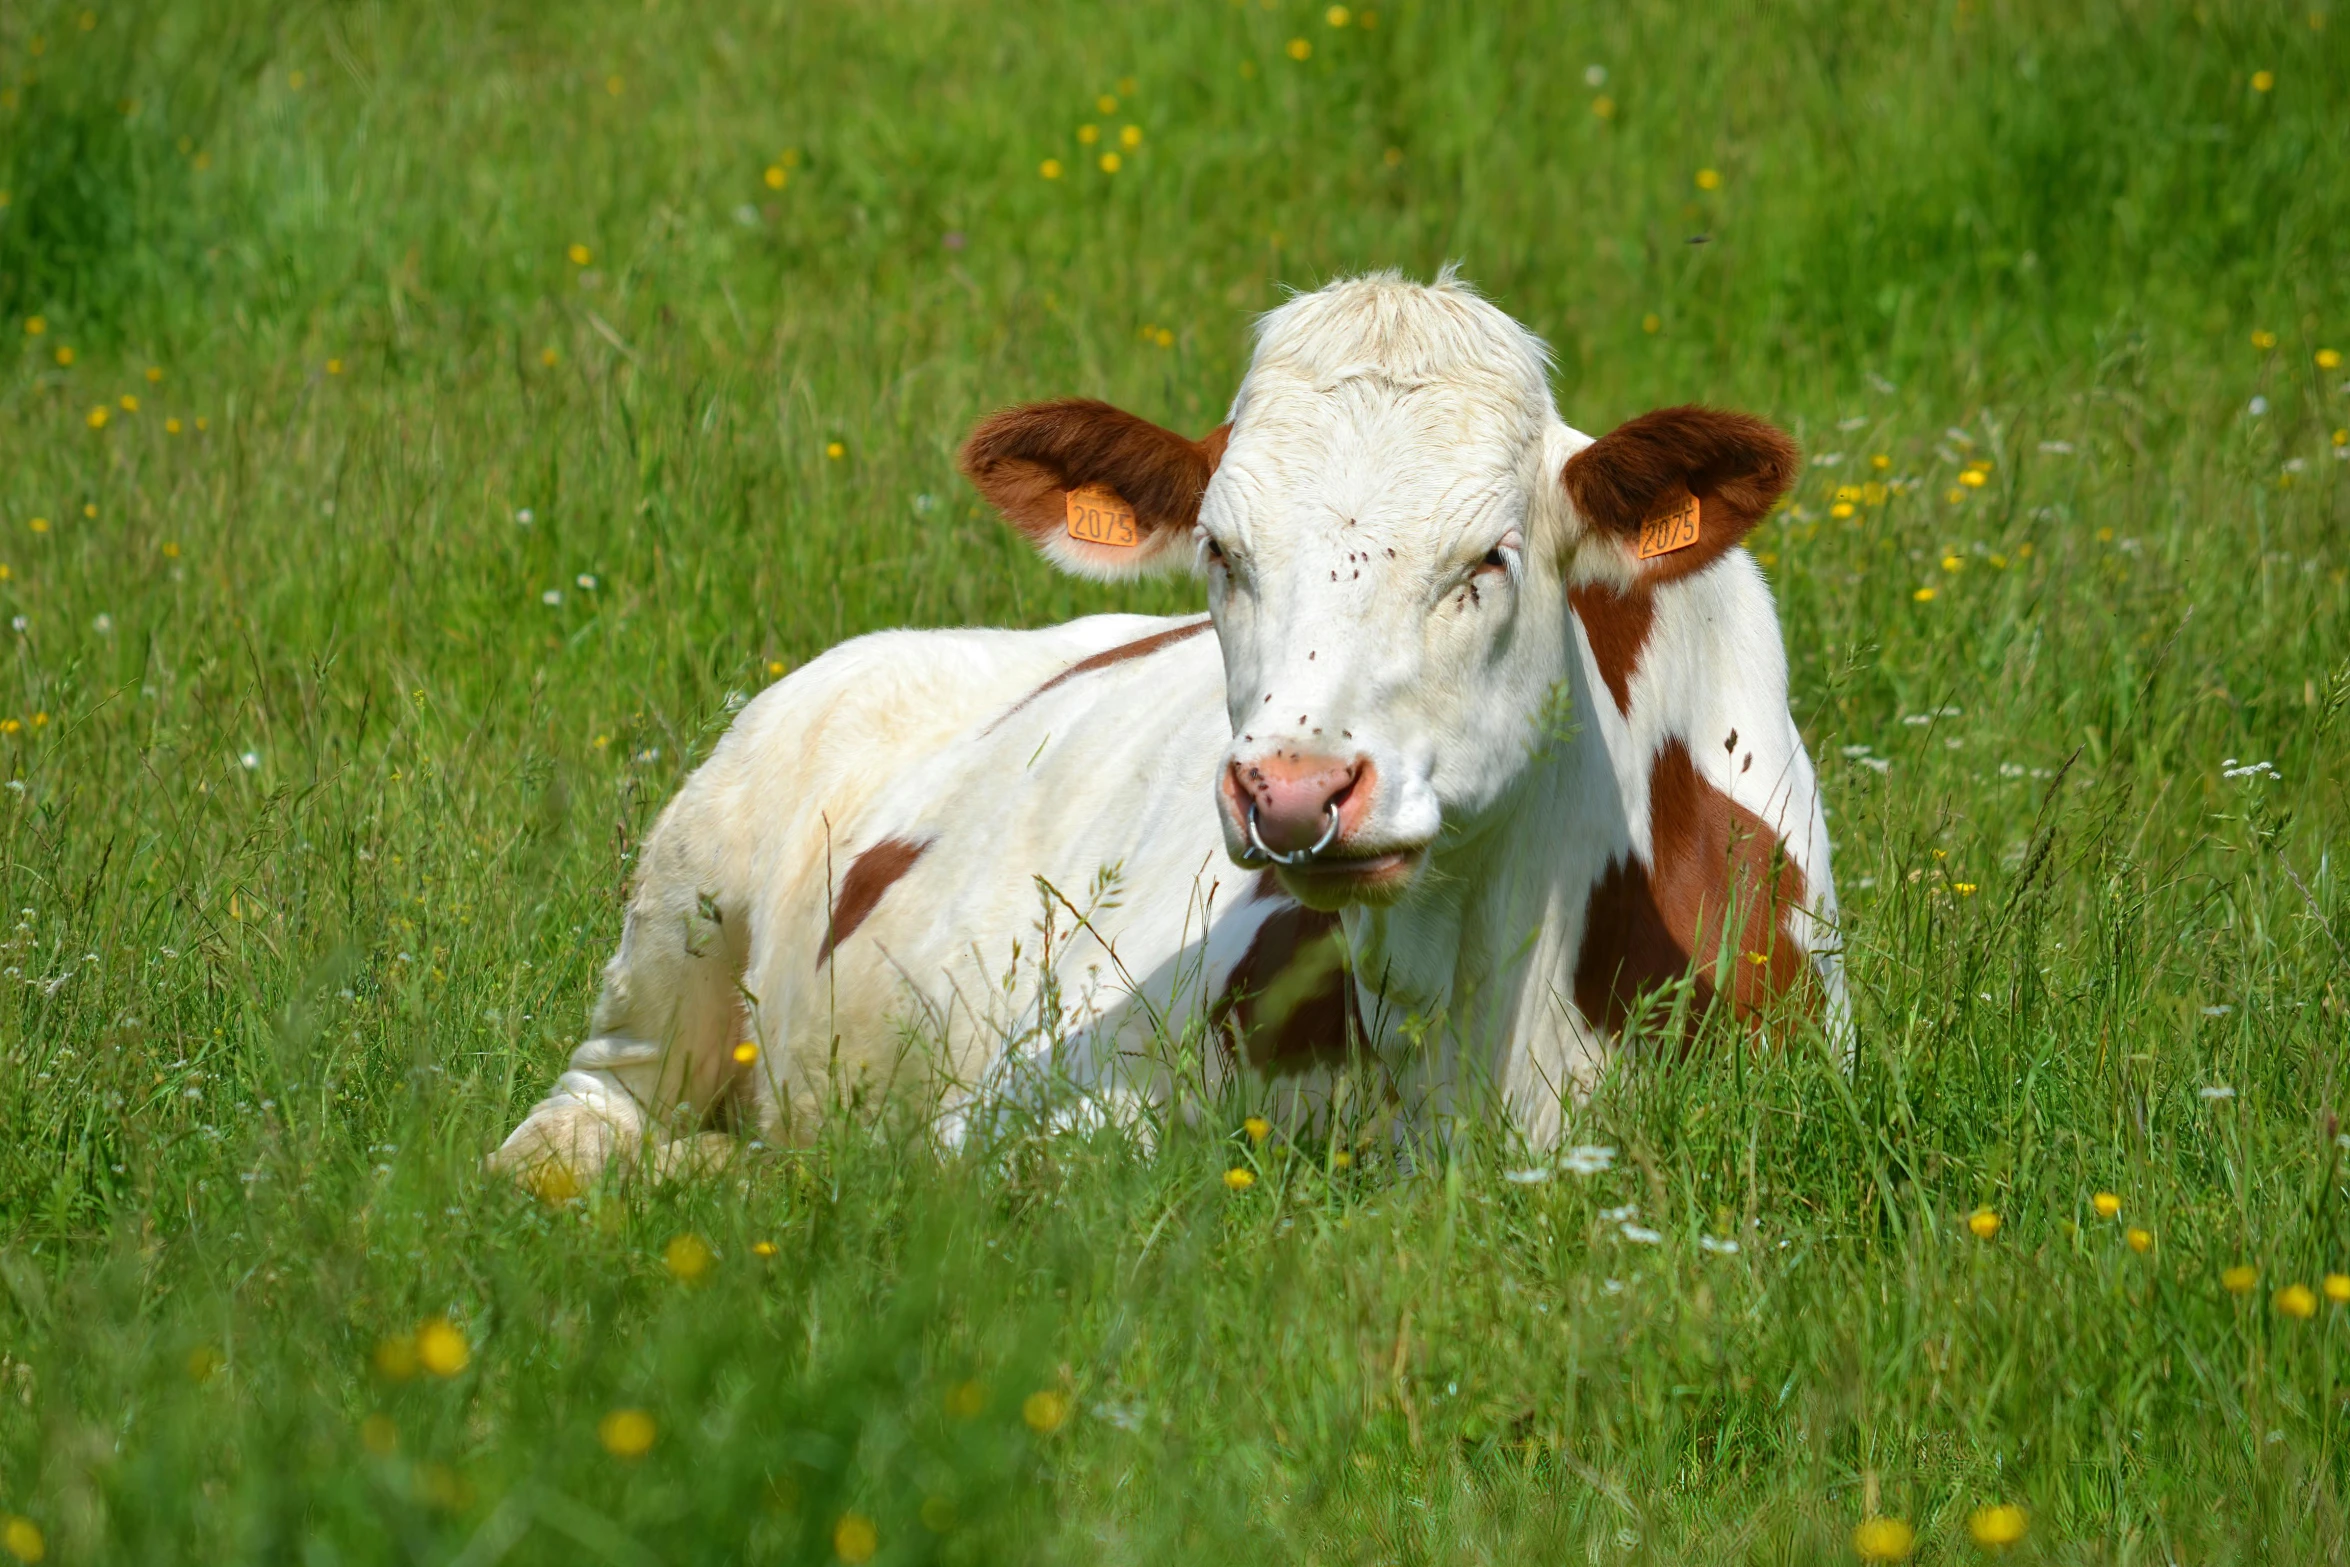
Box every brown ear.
[958,398,1230,581]
[1560,406,1798,587]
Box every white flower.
[2248,396,2269,416]
[576,573,597,590]
[542,589,562,606]
[1559,1144,1616,1175]
[10,617,25,633]
[1598,1202,1638,1223]
[1600,1278,1625,1295]
[2221,759,2279,781]
[1619,1223,1663,1244]
[2038,440,2074,454]
[2199,1084,2236,1101]
[515,508,534,525]
[2202,1004,2232,1017]
[1503,1166,1551,1185]
[92,614,113,634]
[1698,1234,1740,1255]
[240,751,260,770]
[1583,63,1607,86]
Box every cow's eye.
[1200,532,1229,568]
[1479,547,1509,571]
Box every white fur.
[493,275,1843,1179]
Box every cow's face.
[960,276,1795,910]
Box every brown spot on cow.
[817,837,930,967]
[1214,902,1361,1072]
[989,617,1214,730]
[1572,739,1812,1040]
[1569,583,1654,716]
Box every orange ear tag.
[1636,493,1702,559]
[1065,484,1140,548]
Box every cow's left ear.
[1559,405,1798,587]
[958,398,1230,581]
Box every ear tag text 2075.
[1637,493,1702,560]
[1065,484,1140,548]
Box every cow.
[492,271,1844,1185]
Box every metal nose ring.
[1245,802,1342,866]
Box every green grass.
[0,0,2347,1559]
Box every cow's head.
[960,274,1796,910]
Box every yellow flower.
[1591,95,1615,119]
[1287,37,1312,59]
[326,359,343,375]
[1641,312,1661,334]
[2324,1274,2350,1303]
[1852,1515,1915,1561]
[529,1161,580,1205]
[734,1040,760,1065]
[1077,124,1099,144]
[289,70,306,89]
[28,519,46,534]
[1022,1388,1070,1433]
[2092,1192,2121,1219]
[86,406,108,429]
[416,1318,470,1377]
[55,346,73,366]
[1913,587,1937,603]
[606,74,625,96]
[599,1407,656,1458]
[1958,469,1987,488]
[945,1379,986,1418]
[2319,348,2343,369]
[752,1240,779,1257]
[1870,453,1891,470]
[1695,167,1721,190]
[1987,552,2007,568]
[2126,1226,2152,1253]
[22,317,43,336]
[1830,502,1856,519]
[1154,327,1174,348]
[1944,487,1965,504]
[1954,882,1977,895]
[2,1515,45,1564]
[1967,1504,2028,1549]
[2222,1264,2257,1295]
[1967,1207,1999,1239]
[767,659,786,675]
[359,1412,398,1456]
[145,366,163,383]
[764,165,787,189]
[1862,482,1887,505]
[1039,158,1063,179]
[80,504,94,519]
[567,243,593,266]
[664,1233,715,1283]
[1326,3,1351,24]
[1096,93,1118,114]
[825,441,846,460]
[185,1345,224,1382]
[1120,124,1142,149]
[2252,69,2274,91]
[1242,1115,1271,1143]
[1098,152,1121,173]
[2275,1282,2317,1319]
[163,540,181,557]
[373,1334,419,1380]
[1,720,19,737]
[2252,329,2278,349]
[834,1513,879,1564]
[120,394,138,411]
[1224,1166,1256,1191]
[1330,1149,1354,1170]
[165,418,183,435]
[1942,554,1963,572]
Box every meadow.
[1,0,2347,1559]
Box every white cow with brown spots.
[493,272,1842,1182]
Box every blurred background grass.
[0,0,2346,1560]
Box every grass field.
[1,0,2348,1560]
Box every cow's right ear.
[958,398,1229,581]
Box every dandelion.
[764,164,787,189]
[1852,1516,1915,1561]
[768,660,786,675]
[119,394,138,412]
[1871,453,1891,470]
[1968,1504,2028,1550]
[733,1040,759,1065]
[86,406,108,429]
[1154,327,1174,347]
[528,1161,580,1205]
[1242,1115,1271,1143]
[833,1513,879,1563]
[1830,502,1856,519]
[1942,554,1964,572]
[2222,1264,2257,1295]
[2092,1192,2121,1219]
[1967,1207,1999,1239]
[1287,37,1313,59]
[945,1379,986,1418]
[1039,158,1063,179]
[2324,1274,2350,1303]
[2252,329,2278,348]
[55,347,73,366]
[1695,167,1721,190]
[1022,1388,1070,1433]
[1223,1166,1256,1191]
[752,1240,779,1257]
[186,1345,224,1382]
[1591,94,1615,118]
[359,1412,398,1456]
[416,1318,470,1376]
[1326,4,1351,23]
[1913,587,1938,603]
[2126,1227,2153,1253]
[27,519,45,534]
[1384,145,1404,166]
[1958,469,1987,489]
[2275,1282,2317,1319]
[2321,349,2344,369]
[22,317,43,336]
[1077,124,1099,145]
[664,1233,714,1283]
[598,1407,656,1458]
[567,243,593,266]
[165,418,183,434]
[1120,124,1142,149]
[145,366,163,383]
[825,441,845,460]
[373,1333,420,1380]
[1329,1149,1353,1170]
[2252,69,2274,91]
[2,1516,44,1564]
[1954,882,1977,895]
